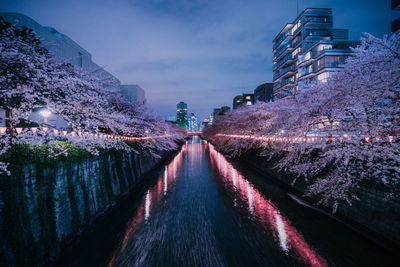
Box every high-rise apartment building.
[272,8,359,99]
[176,102,188,129]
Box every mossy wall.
[0,149,172,266]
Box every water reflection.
[108,145,186,267]
[207,143,328,267]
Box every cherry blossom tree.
[0,18,184,175]
[204,32,400,211]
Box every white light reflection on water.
[247,182,254,215]
[144,190,151,221]
[275,213,289,254]
[163,166,168,195]
[208,143,327,267]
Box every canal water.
[55,136,397,267]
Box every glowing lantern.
[15,128,23,135]
[31,127,37,134]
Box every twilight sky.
[1,0,398,120]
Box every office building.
[272,8,360,99]
[254,83,274,102]
[176,102,188,129]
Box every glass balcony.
[274,54,295,70]
[274,44,293,60]
[273,32,293,50]
[273,65,296,81]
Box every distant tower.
[176,102,188,129]
[188,112,198,131]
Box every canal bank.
[0,144,183,266]
[54,137,397,266]
[207,141,400,253]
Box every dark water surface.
[55,136,397,267]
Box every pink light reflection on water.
[107,145,186,267]
[208,143,328,267]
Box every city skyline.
[1,0,397,119]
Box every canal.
[55,136,396,266]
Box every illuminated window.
[291,20,301,34]
[304,51,311,61]
[317,44,332,51]
[317,72,330,82]
[245,96,251,100]
[292,47,301,57]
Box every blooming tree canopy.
[204,32,400,211]
[0,18,185,175]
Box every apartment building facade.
[272,8,360,99]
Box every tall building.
[233,93,254,109]
[254,83,274,102]
[188,112,198,131]
[176,102,188,129]
[392,0,400,32]
[272,8,360,99]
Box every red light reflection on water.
[108,145,186,267]
[208,143,327,267]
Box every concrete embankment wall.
[0,148,179,266]
[223,148,400,251]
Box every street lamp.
[40,109,51,125]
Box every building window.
[317,44,332,51]
[291,19,301,34]
[317,72,330,82]
[304,51,311,61]
[305,29,329,37]
[292,47,301,57]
